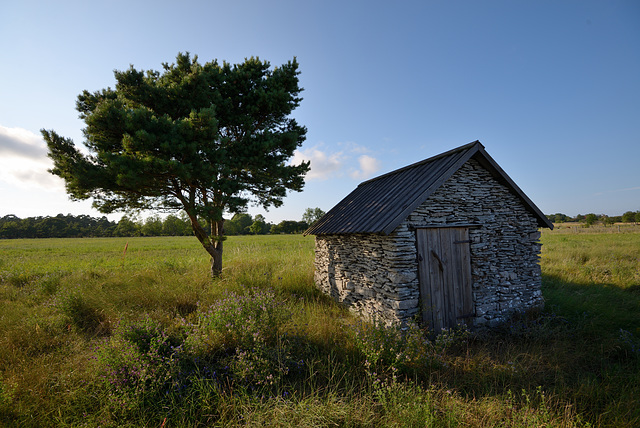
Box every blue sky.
[1,0,639,224]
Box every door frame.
[415,226,474,332]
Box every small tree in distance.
[249,214,269,235]
[601,215,614,227]
[43,53,309,276]
[622,211,638,224]
[225,213,254,236]
[162,214,191,236]
[270,220,308,234]
[141,215,163,236]
[302,207,326,226]
[584,213,598,227]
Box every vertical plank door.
[417,227,473,332]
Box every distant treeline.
[546,211,640,226]
[3,209,638,238]
[0,213,310,239]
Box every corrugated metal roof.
[304,141,553,235]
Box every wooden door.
[416,227,473,332]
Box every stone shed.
[304,141,554,331]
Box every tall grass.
[1,233,639,427]
[541,231,640,288]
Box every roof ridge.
[358,140,482,186]
[304,140,553,236]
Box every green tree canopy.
[43,53,309,276]
[162,214,191,236]
[224,213,254,235]
[622,211,638,223]
[249,214,270,235]
[114,216,141,237]
[270,220,308,234]
[601,215,614,227]
[584,213,598,227]
[141,215,163,236]
[301,207,326,226]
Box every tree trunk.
[210,219,224,277]
[186,212,224,278]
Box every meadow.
[0,229,638,427]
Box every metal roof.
[304,141,553,235]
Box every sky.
[1,0,639,224]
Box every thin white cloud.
[340,141,371,155]
[292,146,345,180]
[350,154,381,180]
[0,125,64,190]
[292,143,382,181]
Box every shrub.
[94,318,181,416]
[351,320,441,383]
[93,287,305,420]
[185,288,303,388]
[186,288,290,353]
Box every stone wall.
[313,158,544,327]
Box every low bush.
[93,287,308,422]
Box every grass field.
[0,231,639,427]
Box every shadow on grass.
[417,273,640,426]
[542,274,640,334]
[279,273,640,417]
